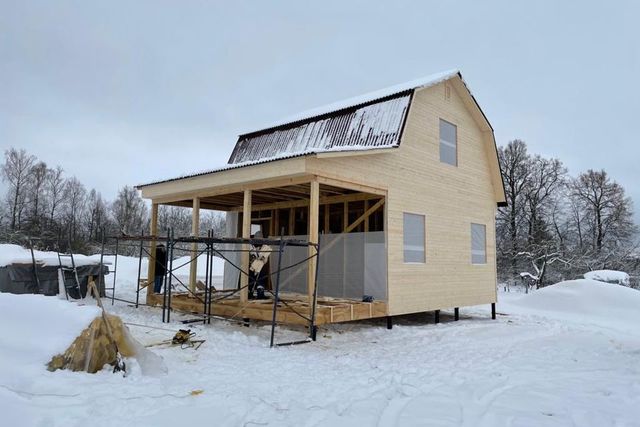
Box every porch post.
[146,202,158,304]
[240,189,252,303]
[308,180,319,304]
[189,197,200,292]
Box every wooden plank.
[315,175,387,196]
[240,190,251,303]
[343,198,385,233]
[230,191,381,212]
[146,202,159,305]
[189,197,200,292]
[308,180,319,304]
[288,207,294,235]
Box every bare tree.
[1,148,36,231]
[570,170,635,254]
[46,165,66,227]
[28,161,49,233]
[497,140,530,280]
[63,177,87,242]
[111,186,148,236]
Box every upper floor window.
[439,119,457,166]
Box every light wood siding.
[306,81,498,315]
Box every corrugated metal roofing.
[228,93,412,164]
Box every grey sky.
[1,1,639,216]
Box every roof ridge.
[239,69,459,137]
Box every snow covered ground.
[1,254,639,426]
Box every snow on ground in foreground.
[1,277,640,426]
[584,269,630,286]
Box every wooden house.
[136,70,506,327]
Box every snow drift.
[584,269,630,286]
[505,279,640,336]
[0,293,165,378]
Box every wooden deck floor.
[147,291,387,326]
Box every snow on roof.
[137,69,462,188]
[0,244,102,268]
[241,69,460,135]
[584,270,630,286]
[228,94,411,164]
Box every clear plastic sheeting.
[270,232,387,301]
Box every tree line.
[497,140,638,289]
[0,147,223,254]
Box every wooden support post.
[146,203,158,303]
[454,307,459,321]
[240,190,251,303]
[364,199,369,232]
[343,201,348,231]
[189,197,200,293]
[435,309,440,324]
[386,316,393,330]
[274,209,280,236]
[491,303,496,320]
[288,207,294,235]
[308,180,319,304]
[324,204,330,233]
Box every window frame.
[439,118,458,167]
[471,223,487,265]
[403,212,426,264]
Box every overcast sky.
[1,1,639,216]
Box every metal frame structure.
[98,229,321,347]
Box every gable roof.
[137,69,507,207]
[228,69,459,165]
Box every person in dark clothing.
[153,244,168,293]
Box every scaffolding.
[98,229,320,347]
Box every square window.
[471,223,486,264]
[439,119,457,166]
[403,213,425,263]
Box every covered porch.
[143,172,389,326]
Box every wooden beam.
[288,207,295,235]
[189,198,200,292]
[230,191,380,212]
[324,204,330,233]
[315,175,386,196]
[343,201,348,231]
[364,199,369,232]
[146,202,159,304]
[240,190,251,303]
[308,180,320,304]
[343,198,385,234]
[149,174,314,205]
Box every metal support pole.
[454,307,459,321]
[269,235,285,348]
[166,229,175,323]
[386,316,393,330]
[208,230,214,324]
[98,229,106,300]
[435,309,440,324]
[162,229,170,323]
[111,237,119,305]
[491,303,496,320]
[135,231,144,308]
[203,230,211,325]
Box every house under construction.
[135,69,507,328]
